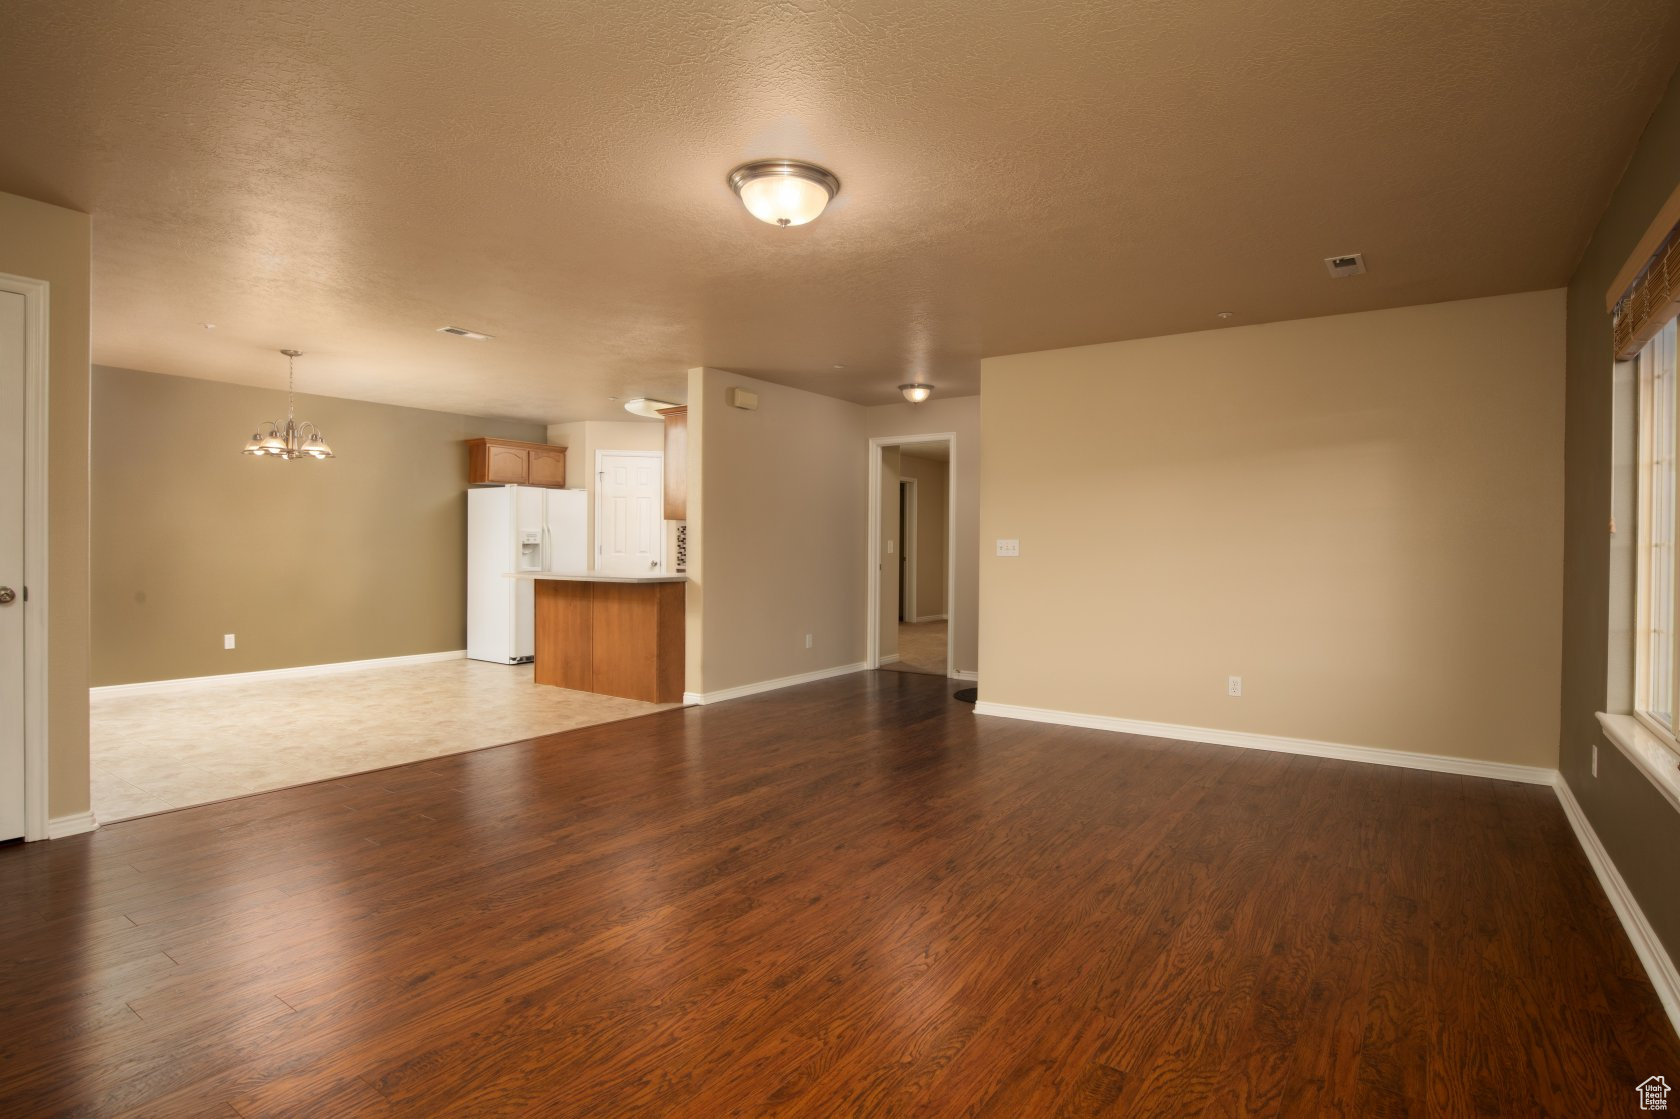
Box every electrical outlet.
[887,540,894,555]
[1591,744,1598,778]
[224,633,236,650]
[805,633,813,649]
[1227,675,1242,697]
[996,539,1020,557]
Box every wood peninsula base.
[531,575,686,704]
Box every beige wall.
[92,366,544,684]
[690,368,867,694]
[1563,64,1680,963]
[685,380,978,694]
[866,396,979,676]
[2,192,92,824]
[544,418,664,569]
[900,451,949,619]
[980,290,1565,767]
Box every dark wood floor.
[2,671,1674,1117]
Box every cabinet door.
[659,407,687,520]
[484,444,529,484]
[528,446,567,487]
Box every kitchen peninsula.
[518,573,686,704]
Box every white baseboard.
[913,614,947,623]
[950,670,979,682]
[970,701,1556,785]
[878,654,901,665]
[47,811,97,839]
[1553,775,1680,1037]
[91,650,468,697]
[683,661,868,706]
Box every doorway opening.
[868,434,955,677]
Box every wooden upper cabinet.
[482,442,529,484]
[528,445,567,487]
[467,438,567,487]
[658,406,687,520]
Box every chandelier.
[242,349,334,460]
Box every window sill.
[1596,712,1680,814]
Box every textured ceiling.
[2,0,1678,423]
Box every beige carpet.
[91,659,680,823]
[882,620,947,676]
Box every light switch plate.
[996,539,1020,557]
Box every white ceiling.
[3,0,1678,424]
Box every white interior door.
[596,451,664,575]
[0,290,27,840]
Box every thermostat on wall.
[727,387,759,411]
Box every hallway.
[882,619,947,676]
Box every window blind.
[1615,227,1680,360]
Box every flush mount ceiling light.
[242,349,334,460]
[623,397,678,419]
[727,159,841,227]
[899,383,933,404]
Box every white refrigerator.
[467,485,588,664]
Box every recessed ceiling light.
[623,397,678,419]
[437,325,494,341]
[832,364,846,370]
[728,159,841,227]
[1217,311,1234,320]
[201,322,216,330]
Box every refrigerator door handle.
[541,523,552,571]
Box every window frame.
[1633,317,1680,747]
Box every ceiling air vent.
[437,325,494,341]
[1324,253,1366,278]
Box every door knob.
[0,587,14,605]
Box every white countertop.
[509,571,687,584]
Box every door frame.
[594,449,667,574]
[1,272,50,841]
[867,433,956,673]
[898,477,917,624]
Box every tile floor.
[881,620,948,676]
[91,658,680,823]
